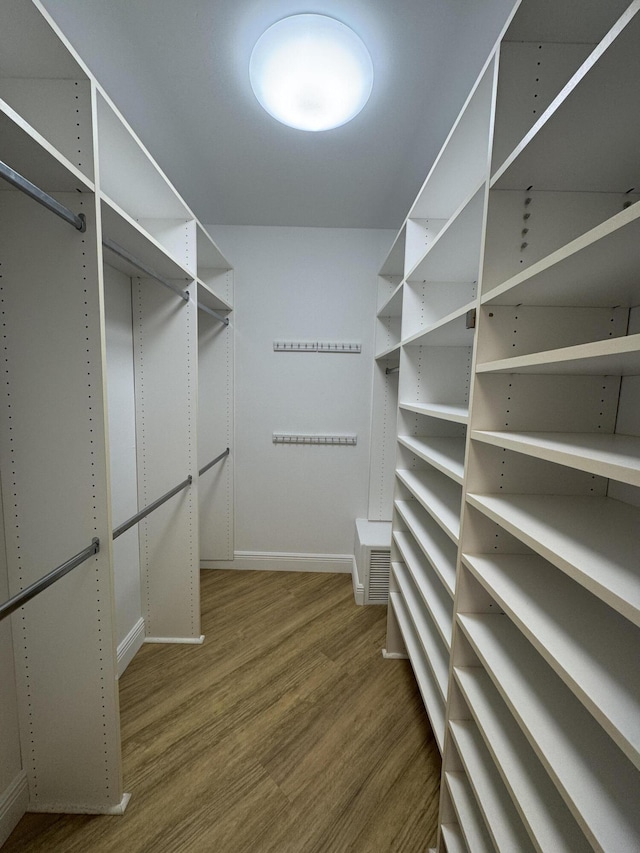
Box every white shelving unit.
[0,0,233,837]
[381,0,640,848]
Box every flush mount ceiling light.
[249,14,374,132]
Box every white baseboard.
[0,770,28,846]
[144,635,205,645]
[28,792,131,815]
[117,617,145,679]
[382,649,409,660]
[351,556,364,605]
[201,551,353,573]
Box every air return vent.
[366,549,391,604]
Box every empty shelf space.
[375,342,401,361]
[466,492,640,627]
[459,612,640,852]
[481,201,640,306]
[445,772,494,853]
[449,719,536,852]
[379,225,406,277]
[476,333,640,376]
[389,591,445,750]
[396,468,462,543]
[399,402,469,425]
[377,283,403,318]
[471,430,640,487]
[197,279,232,313]
[440,823,466,853]
[403,301,477,348]
[461,552,640,768]
[394,500,457,597]
[492,6,640,193]
[397,435,465,484]
[455,666,590,853]
[392,562,450,697]
[394,531,453,649]
[196,222,230,272]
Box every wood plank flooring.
[4,570,440,852]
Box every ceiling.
[39,0,516,230]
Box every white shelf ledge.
[396,468,462,543]
[459,613,640,852]
[375,342,401,361]
[440,823,465,853]
[403,300,477,348]
[455,666,590,853]
[379,225,406,277]
[389,591,445,751]
[397,435,465,484]
[399,402,469,425]
[476,333,640,376]
[394,531,453,649]
[394,500,457,598]
[466,492,640,627]
[450,719,536,852]
[377,283,403,318]
[196,279,233,313]
[471,430,640,487]
[445,771,494,853]
[462,552,640,769]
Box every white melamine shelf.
[396,468,462,543]
[394,531,453,649]
[466,492,640,627]
[449,719,536,852]
[0,98,94,194]
[471,430,640,487]
[481,202,640,306]
[462,552,640,769]
[492,6,640,192]
[459,613,640,852]
[196,221,230,272]
[445,772,494,853]
[399,402,469,425]
[455,666,590,853]
[403,301,477,348]
[392,562,449,697]
[406,184,485,283]
[389,591,445,750]
[397,436,465,484]
[379,225,406,277]
[377,283,403,319]
[197,279,233,313]
[100,194,194,283]
[439,823,465,853]
[375,342,401,361]
[394,500,456,598]
[476,333,640,376]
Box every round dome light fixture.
[249,14,374,132]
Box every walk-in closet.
[1,0,639,850]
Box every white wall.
[209,226,393,570]
[103,264,142,647]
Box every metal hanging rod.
[199,447,230,477]
[102,237,190,303]
[113,475,193,540]
[197,301,229,326]
[386,366,399,374]
[0,538,100,622]
[0,159,86,232]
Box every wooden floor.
[5,571,440,852]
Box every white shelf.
[396,468,462,543]
[377,283,403,319]
[459,613,640,852]
[445,772,494,853]
[454,666,591,853]
[196,221,230,272]
[375,342,401,361]
[492,6,640,193]
[481,201,640,306]
[394,531,453,649]
[449,719,536,852]
[476,333,640,376]
[439,823,465,853]
[392,562,450,697]
[379,225,406,277]
[462,552,640,769]
[389,591,445,751]
[394,500,457,598]
[197,279,233,313]
[399,402,469,425]
[397,436,465,484]
[471,430,640,487]
[466,492,640,627]
[403,301,477,348]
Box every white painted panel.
[133,278,199,639]
[212,226,389,556]
[0,191,122,810]
[103,263,141,649]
